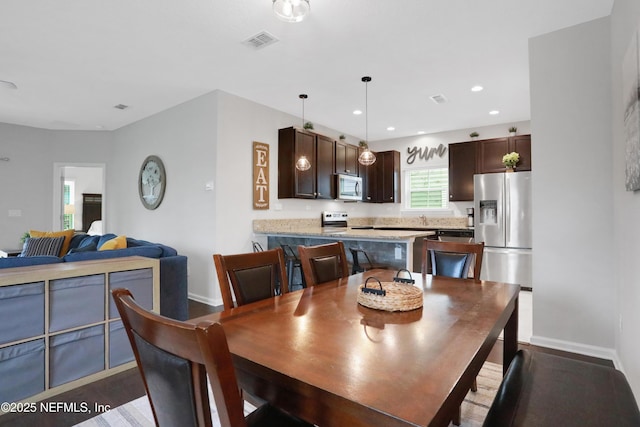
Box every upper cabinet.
[335,140,359,176]
[278,127,335,199]
[376,150,401,203]
[278,127,399,203]
[448,142,476,201]
[476,135,531,174]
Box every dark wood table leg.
[503,296,519,375]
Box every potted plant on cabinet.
[469,131,479,141]
[502,152,520,172]
[304,121,314,130]
[508,126,517,136]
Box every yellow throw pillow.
[99,235,127,251]
[29,229,75,257]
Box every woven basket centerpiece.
[357,271,423,312]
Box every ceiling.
[0,0,613,141]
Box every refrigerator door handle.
[505,177,510,244]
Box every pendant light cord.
[362,76,371,146]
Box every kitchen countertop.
[255,226,436,241]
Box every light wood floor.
[0,299,612,427]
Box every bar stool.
[349,247,390,275]
[252,241,264,252]
[281,244,306,290]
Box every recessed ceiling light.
[417,131,426,135]
[471,85,483,92]
[387,127,395,131]
[353,110,362,115]
[489,110,500,115]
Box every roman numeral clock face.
[138,155,166,210]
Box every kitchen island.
[254,225,436,273]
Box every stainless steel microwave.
[336,174,362,201]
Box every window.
[63,181,75,230]
[406,168,448,209]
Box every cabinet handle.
[317,192,322,196]
[450,194,453,198]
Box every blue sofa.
[0,233,188,320]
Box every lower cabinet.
[0,257,159,403]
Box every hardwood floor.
[0,299,612,426]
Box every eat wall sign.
[253,141,269,210]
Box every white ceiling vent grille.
[114,104,129,110]
[244,31,279,49]
[430,94,448,104]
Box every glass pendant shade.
[358,76,376,166]
[273,0,310,23]
[358,148,376,166]
[295,155,311,171]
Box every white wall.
[529,18,615,358]
[611,0,640,398]
[110,91,219,304]
[0,123,112,247]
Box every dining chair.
[348,247,390,275]
[421,240,484,280]
[298,241,350,287]
[213,247,289,311]
[280,244,306,290]
[112,288,313,427]
[421,239,485,425]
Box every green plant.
[339,134,346,140]
[509,126,517,133]
[359,140,368,148]
[469,132,479,138]
[20,231,30,244]
[502,152,520,168]
[303,121,314,130]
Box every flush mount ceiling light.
[295,94,311,171]
[273,0,310,23]
[358,76,376,167]
[0,80,17,90]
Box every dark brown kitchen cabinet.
[376,150,401,203]
[448,141,476,201]
[358,147,377,202]
[335,140,358,176]
[476,134,531,173]
[278,127,335,199]
[315,134,336,199]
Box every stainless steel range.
[321,211,348,228]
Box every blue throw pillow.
[67,243,98,254]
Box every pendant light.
[273,0,310,23]
[358,76,376,166]
[295,94,311,171]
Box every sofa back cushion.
[0,256,63,269]
[127,238,177,257]
[63,245,163,263]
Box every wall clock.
[138,155,166,210]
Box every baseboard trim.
[188,292,222,308]
[530,335,619,366]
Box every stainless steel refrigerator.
[474,172,532,289]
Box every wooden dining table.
[190,269,520,427]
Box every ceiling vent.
[114,104,129,110]
[244,31,279,49]
[429,94,448,104]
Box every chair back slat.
[298,241,349,287]
[422,240,485,280]
[213,247,289,311]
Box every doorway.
[53,163,106,232]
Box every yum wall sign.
[406,144,447,165]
